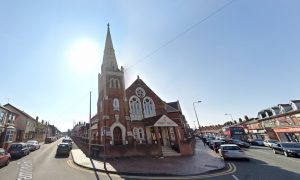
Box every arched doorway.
[113,127,122,145]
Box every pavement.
[71,140,226,176]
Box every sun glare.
[68,39,100,73]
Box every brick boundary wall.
[72,136,161,158]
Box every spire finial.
[107,23,110,29]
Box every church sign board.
[154,115,178,127]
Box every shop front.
[274,126,300,142]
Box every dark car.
[8,143,30,158]
[205,137,216,146]
[248,139,264,146]
[228,139,250,148]
[209,140,225,153]
[272,142,300,157]
[56,143,70,156]
[0,148,11,167]
[62,138,73,149]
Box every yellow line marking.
[67,159,236,179]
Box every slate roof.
[4,103,36,121]
[291,100,300,109]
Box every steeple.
[101,23,119,72]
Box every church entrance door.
[113,127,122,145]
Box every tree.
[238,118,243,123]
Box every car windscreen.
[269,140,278,143]
[281,143,300,148]
[27,141,36,144]
[58,144,69,148]
[0,149,5,155]
[10,144,23,149]
[223,146,241,150]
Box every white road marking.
[17,160,33,180]
[232,174,239,180]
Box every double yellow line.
[67,160,236,179]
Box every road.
[1,140,299,180]
[205,145,300,180]
[0,138,123,180]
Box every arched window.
[115,79,120,88]
[133,127,144,140]
[113,98,120,111]
[129,96,143,120]
[143,97,156,118]
[138,128,144,140]
[109,78,120,88]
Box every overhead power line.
[126,0,236,70]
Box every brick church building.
[96,24,193,157]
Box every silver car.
[26,140,40,151]
[219,144,249,161]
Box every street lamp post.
[193,101,202,130]
[225,113,234,121]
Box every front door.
[113,127,122,145]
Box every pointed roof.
[101,23,119,72]
[4,103,36,121]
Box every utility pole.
[193,101,202,130]
[88,91,92,157]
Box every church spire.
[101,23,119,72]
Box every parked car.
[264,139,279,148]
[210,140,225,153]
[219,144,249,161]
[229,139,251,148]
[56,143,70,157]
[248,139,264,146]
[8,143,30,158]
[26,140,40,151]
[272,142,300,157]
[0,148,11,166]
[62,138,73,149]
[45,137,57,144]
[205,137,216,145]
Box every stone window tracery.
[143,97,156,118]
[135,87,145,98]
[129,96,143,120]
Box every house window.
[0,111,4,124]
[138,128,144,139]
[129,96,143,120]
[113,98,120,111]
[133,127,144,140]
[133,128,139,139]
[143,97,156,118]
[5,128,15,142]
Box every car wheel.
[273,149,277,154]
[284,151,289,157]
[6,159,10,166]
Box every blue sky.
[1,0,300,132]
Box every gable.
[154,115,178,127]
[126,78,166,115]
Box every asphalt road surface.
[1,139,299,180]
[0,138,123,180]
[207,145,300,180]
